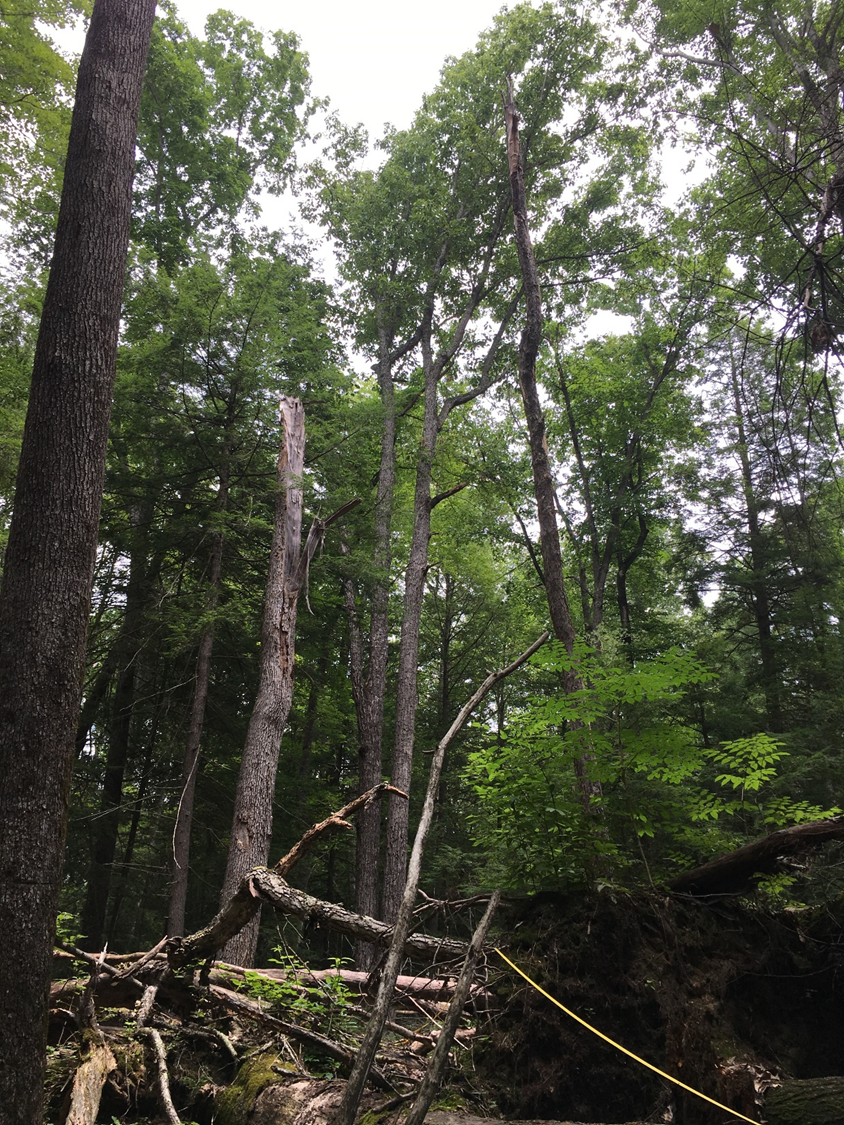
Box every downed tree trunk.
[65,1042,116,1125]
[168,869,467,968]
[764,1077,844,1125]
[213,964,488,1002]
[668,816,844,896]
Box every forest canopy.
[2,0,844,971]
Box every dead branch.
[139,1028,181,1125]
[274,782,406,876]
[169,784,406,967]
[669,816,844,896]
[212,964,483,1003]
[170,868,466,970]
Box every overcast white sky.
[176,0,515,140]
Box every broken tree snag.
[669,816,844,897]
[65,1042,117,1125]
[167,784,410,968]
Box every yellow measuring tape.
[495,949,759,1125]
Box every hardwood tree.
[0,1,156,1119]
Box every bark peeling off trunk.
[65,1042,117,1125]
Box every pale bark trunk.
[0,2,156,1118]
[219,397,306,966]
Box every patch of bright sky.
[177,0,514,138]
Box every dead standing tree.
[217,397,358,966]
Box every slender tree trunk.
[167,466,229,938]
[80,501,152,950]
[382,318,439,924]
[219,398,306,967]
[504,81,602,812]
[345,319,397,965]
[730,358,783,732]
[0,3,155,1118]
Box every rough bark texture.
[220,398,306,966]
[345,317,397,965]
[65,1042,117,1125]
[170,866,467,968]
[0,2,156,1120]
[668,816,844,897]
[765,1077,844,1125]
[382,316,439,923]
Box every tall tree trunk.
[0,2,156,1118]
[219,397,306,967]
[167,463,230,938]
[344,317,397,965]
[730,356,783,732]
[80,501,153,950]
[382,317,439,924]
[504,81,602,812]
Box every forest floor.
[45,870,844,1125]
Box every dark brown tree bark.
[0,1,156,1119]
[219,397,306,967]
[80,499,155,950]
[669,816,844,896]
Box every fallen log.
[668,816,844,897]
[169,870,467,969]
[208,985,395,1092]
[212,963,485,1002]
[64,1042,116,1125]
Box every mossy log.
[765,1077,844,1125]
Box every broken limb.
[669,815,844,897]
[169,783,407,967]
[332,633,548,1125]
[273,782,405,876]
